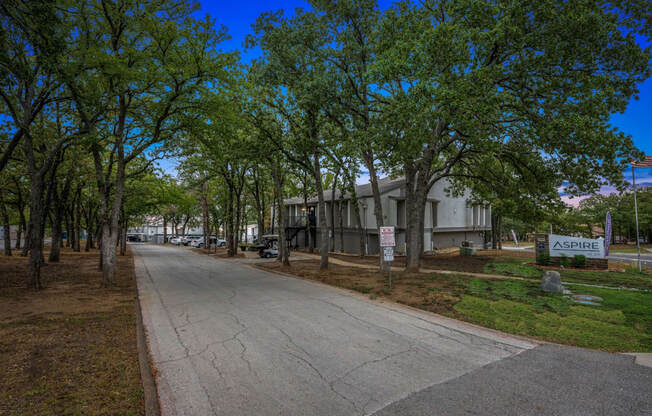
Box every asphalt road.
[133,244,652,416]
[607,251,652,268]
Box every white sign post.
[380,226,395,288]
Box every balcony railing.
[284,215,316,227]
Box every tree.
[372,0,650,270]
[249,9,337,270]
[64,1,235,285]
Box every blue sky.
[163,1,652,194]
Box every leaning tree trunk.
[0,190,12,256]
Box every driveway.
[133,244,652,415]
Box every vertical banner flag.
[511,229,519,247]
[605,211,612,256]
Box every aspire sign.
[548,234,605,259]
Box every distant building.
[280,176,491,255]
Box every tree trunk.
[271,158,289,266]
[48,208,62,263]
[497,215,503,250]
[21,224,30,257]
[0,189,11,256]
[329,172,338,252]
[163,217,168,244]
[404,168,429,272]
[226,184,235,256]
[64,211,72,247]
[27,175,45,289]
[362,153,386,270]
[313,152,329,270]
[14,187,26,250]
[234,192,242,252]
[73,186,81,252]
[338,196,345,253]
[15,222,22,250]
[201,182,210,254]
[99,154,126,286]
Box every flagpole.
[632,165,642,272]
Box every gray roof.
[285,176,405,205]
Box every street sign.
[380,226,395,247]
[383,246,394,262]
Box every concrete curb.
[133,255,161,416]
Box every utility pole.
[632,164,642,272]
[630,156,651,273]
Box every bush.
[536,253,551,266]
[559,254,570,267]
[573,254,587,268]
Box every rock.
[541,270,564,293]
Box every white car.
[169,236,182,245]
[193,237,227,249]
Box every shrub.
[559,254,570,267]
[536,253,551,266]
[573,255,587,268]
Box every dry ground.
[257,259,471,315]
[329,250,534,272]
[0,247,144,416]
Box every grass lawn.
[256,259,651,352]
[0,247,144,416]
[456,278,651,352]
[483,262,652,291]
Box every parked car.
[189,237,201,247]
[194,237,227,249]
[169,236,182,245]
[614,236,628,244]
[259,247,279,258]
